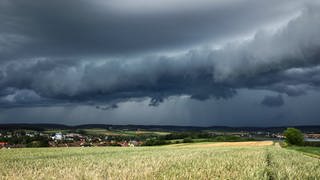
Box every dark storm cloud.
[0,53,240,107]
[1,0,320,109]
[261,95,284,107]
[0,0,305,60]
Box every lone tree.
[283,128,304,146]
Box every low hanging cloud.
[0,1,320,108]
[261,95,284,107]
[95,104,118,111]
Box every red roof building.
[0,142,8,146]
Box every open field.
[1,141,320,179]
[288,146,320,158]
[167,141,274,147]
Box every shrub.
[283,128,304,146]
[143,139,168,146]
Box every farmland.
[288,146,320,158]
[1,141,320,179]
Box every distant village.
[0,130,144,148]
[49,132,143,147]
[0,128,319,149]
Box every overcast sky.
[1,0,320,126]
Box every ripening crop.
[0,142,319,179]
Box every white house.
[52,132,63,140]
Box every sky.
[1,0,320,126]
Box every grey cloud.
[149,98,164,107]
[0,1,320,108]
[95,104,118,111]
[0,89,44,106]
[0,0,307,61]
[261,94,284,107]
[210,6,320,82]
[0,52,239,107]
[249,65,320,96]
[4,89,320,126]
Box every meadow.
[287,146,320,158]
[0,141,319,180]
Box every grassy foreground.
[288,146,320,158]
[0,141,319,179]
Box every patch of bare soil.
[187,141,274,148]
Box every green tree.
[284,128,304,146]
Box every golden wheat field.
[0,141,319,180]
